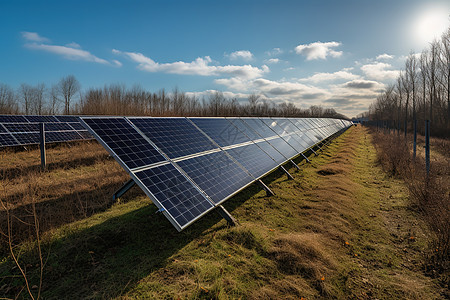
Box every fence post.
[39,123,46,170]
[425,120,430,175]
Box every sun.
[414,7,449,46]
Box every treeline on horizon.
[0,77,348,120]
[369,27,449,137]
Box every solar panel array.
[81,117,352,231]
[0,115,93,148]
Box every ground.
[0,126,444,299]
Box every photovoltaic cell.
[68,122,85,130]
[25,115,58,122]
[0,115,28,123]
[0,124,7,134]
[77,130,93,139]
[255,140,286,165]
[130,118,217,159]
[0,133,18,146]
[266,137,298,159]
[225,143,278,178]
[45,123,74,131]
[242,118,278,138]
[227,118,261,141]
[189,118,250,147]
[13,133,40,145]
[134,163,214,228]
[177,151,253,204]
[3,123,39,133]
[82,117,166,169]
[45,131,83,143]
[55,115,80,122]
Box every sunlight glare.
[414,8,449,46]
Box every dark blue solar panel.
[177,151,253,204]
[45,123,74,131]
[25,115,58,122]
[225,144,278,178]
[55,115,80,122]
[45,131,83,143]
[130,118,217,159]
[241,118,278,138]
[0,115,28,123]
[3,123,39,133]
[0,124,7,134]
[227,118,261,141]
[189,118,250,147]
[82,118,166,169]
[135,163,213,228]
[68,122,85,130]
[261,119,308,153]
[13,133,40,145]
[0,133,18,147]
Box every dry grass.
[0,127,444,299]
[371,129,449,288]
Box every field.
[0,126,446,299]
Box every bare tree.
[19,83,35,114]
[0,83,18,114]
[58,75,80,115]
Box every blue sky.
[1,0,449,117]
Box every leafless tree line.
[370,27,450,137]
[0,77,347,119]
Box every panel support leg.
[258,179,275,196]
[279,165,294,180]
[310,148,318,156]
[216,205,239,227]
[39,123,46,170]
[300,153,310,163]
[112,179,136,201]
[290,159,302,170]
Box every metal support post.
[300,154,310,163]
[258,179,274,196]
[216,205,239,227]
[310,148,318,156]
[279,165,294,180]
[290,159,302,169]
[112,179,136,201]
[39,123,46,170]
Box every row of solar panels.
[81,117,353,231]
[0,115,93,148]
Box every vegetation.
[369,27,450,138]
[0,82,347,119]
[0,126,445,299]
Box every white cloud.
[21,31,50,42]
[360,62,399,81]
[376,53,394,60]
[112,60,122,67]
[115,50,268,79]
[227,50,254,61]
[26,43,109,64]
[66,42,81,49]
[264,58,280,64]
[295,41,343,60]
[299,69,360,83]
[266,47,283,56]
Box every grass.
[0,126,444,299]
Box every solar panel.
[45,131,83,143]
[82,117,166,169]
[129,118,217,159]
[3,123,39,133]
[0,133,18,147]
[55,115,80,122]
[176,151,254,204]
[68,122,85,130]
[0,124,7,134]
[13,132,40,145]
[189,118,250,147]
[0,115,28,123]
[77,130,93,139]
[44,123,75,131]
[25,115,58,122]
[81,116,352,231]
[134,163,214,229]
[225,143,278,179]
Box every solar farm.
[0,116,443,299]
